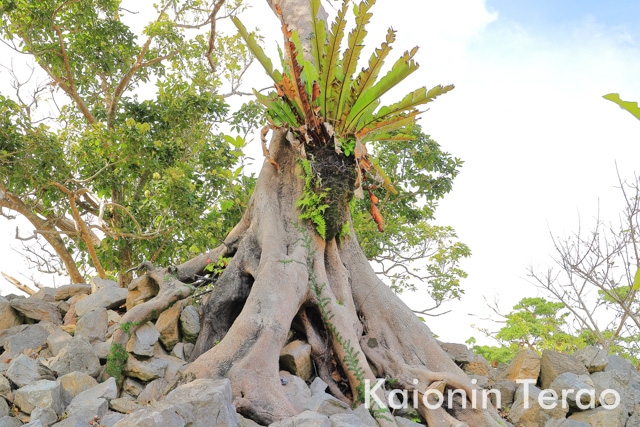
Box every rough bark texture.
[176,133,504,426]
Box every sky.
[2,0,640,347]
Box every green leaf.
[309,0,328,74]
[320,0,349,117]
[231,17,281,84]
[633,268,640,291]
[604,93,640,121]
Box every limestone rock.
[170,342,185,360]
[280,340,313,381]
[122,355,167,381]
[30,406,58,426]
[463,353,491,377]
[0,398,7,417]
[304,392,351,416]
[101,412,126,427]
[394,417,423,427]
[568,405,629,426]
[549,372,596,408]
[75,287,127,317]
[545,418,590,427]
[50,335,101,378]
[488,379,518,409]
[136,378,167,404]
[155,302,181,350]
[125,322,159,357]
[14,380,64,415]
[509,382,569,426]
[31,287,56,302]
[269,411,330,427]
[65,397,109,425]
[310,377,328,396]
[112,378,237,427]
[440,342,475,363]
[502,349,541,382]
[54,284,91,301]
[179,305,200,343]
[90,277,118,293]
[122,378,143,398]
[125,275,158,311]
[109,397,141,414]
[0,416,22,427]
[0,297,23,331]
[70,377,117,405]
[183,343,194,360]
[59,371,98,402]
[46,329,73,357]
[573,346,608,373]
[605,355,640,383]
[3,324,50,357]
[94,340,112,361]
[10,297,61,324]
[329,413,366,427]
[280,371,311,414]
[75,308,108,343]
[540,350,589,390]
[0,376,11,403]
[6,355,55,388]
[352,405,377,426]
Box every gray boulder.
[31,288,56,302]
[50,335,101,377]
[501,349,541,382]
[46,329,73,356]
[75,287,127,317]
[10,297,61,324]
[125,322,159,357]
[394,417,423,427]
[101,412,126,427]
[30,406,58,426]
[545,420,590,427]
[440,342,475,363]
[90,277,118,293]
[122,355,168,382]
[329,413,366,427]
[269,411,330,427]
[75,308,108,343]
[509,382,569,426]
[0,416,22,427]
[0,398,8,417]
[180,305,201,343]
[280,340,313,381]
[14,380,64,415]
[573,346,609,373]
[304,392,351,416]
[3,324,50,357]
[0,297,23,331]
[136,378,167,404]
[65,397,109,425]
[487,379,517,409]
[112,378,238,427]
[569,405,629,426]
[549,372,597,408]
[352,405,377,426]
[540,350,589,390]
[54,284,91,301]
[280,371,310,414]
[310,377,328,396]
[6,354,55,388]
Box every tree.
[468,297,593,366]
[528,171,640,363]
[0,0,255,286]
[2,0,499,425]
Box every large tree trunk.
[178,132,503,426]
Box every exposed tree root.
[170,133,504,426]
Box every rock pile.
[0,276,638,426]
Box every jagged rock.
[0,416,22,427]
[269,410,330,427]
[14,380,64,415]
[0,297,23,331]
[605,355,640,383]
[502,349,541,382]
[75,287,128,317]
[280,340,313,381]
[572,346,608,373]
[628,412,640,427]
[3,324,49,357]
[569,405,629,426]
[65,397,109,425]
[329,413,365,427]
[101,412,126,427]
[46,329,73,357]
[70,377,117,405]
[10,297,62,324]
[136,378,167,404]
[109,397,141,414]
[155,302,181,351]
[54,284,91,301]
[545,418,590,427]
[394,417,423,427]
[31,287,56,302]
[125,322,159,357]
[304,392,351,416]
[310,377,328,396]
[509,382,569,426]
[6,355,55,388]
[122,378,143,398]
[170,342,185,360]
[112,378,238,427]
[90,277,118,293]
[279,371,311,414]
[30,406,58,426]
[75,308,108,343]
[469,374,489,389]
[59,371,98,404]
[183,343,194,360]
[488,379,517,409]
[94,340,112,361]
[0,376,11,403]
[154,354,186,383]
[463,353,491,377]
[50,335,101,378]
[591,370,639,414]
[0,398,7,417]
[238,414,262,427]
[122,355,168,381]
[540,350,589,390]
[125,275,158,311]
[549,372,596,408]
[352,405,377,426]
[440,342,475,363]
[179,305,200,343]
